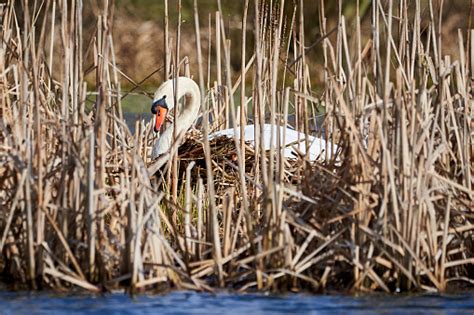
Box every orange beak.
[154,106,168,133]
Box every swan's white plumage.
[211,124,337,160]
[151,77,338,161]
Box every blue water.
[0,291,473,315]
[123,112,148,134]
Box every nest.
[173,132,314,195]
[175,133,254,192]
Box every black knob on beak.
[151,95,168,114]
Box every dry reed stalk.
[184,161,195,256]
[170,0,182,212]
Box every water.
[123,112,148,134]
[1,291,473,315]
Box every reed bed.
[0,0,473,294]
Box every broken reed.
[0,0,473,293]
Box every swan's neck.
[151,78,201,159]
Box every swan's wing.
[209,124,338,160]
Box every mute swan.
[150,77,337,161]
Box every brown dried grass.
[0,0,473,294]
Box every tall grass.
[0,0,473,293]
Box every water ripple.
[0,291,473,315]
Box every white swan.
[150,77,337,161]
[151,77,201,159]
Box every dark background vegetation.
[110,0,471,84]
[85,0,473,110]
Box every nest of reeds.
[177,133,250,188]
[170,131,315,194]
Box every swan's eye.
[151,102,158,114]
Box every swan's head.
[150,77,201,158]
[151,79,177,133]
[151,96,168,132]
[151,77,201,135]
